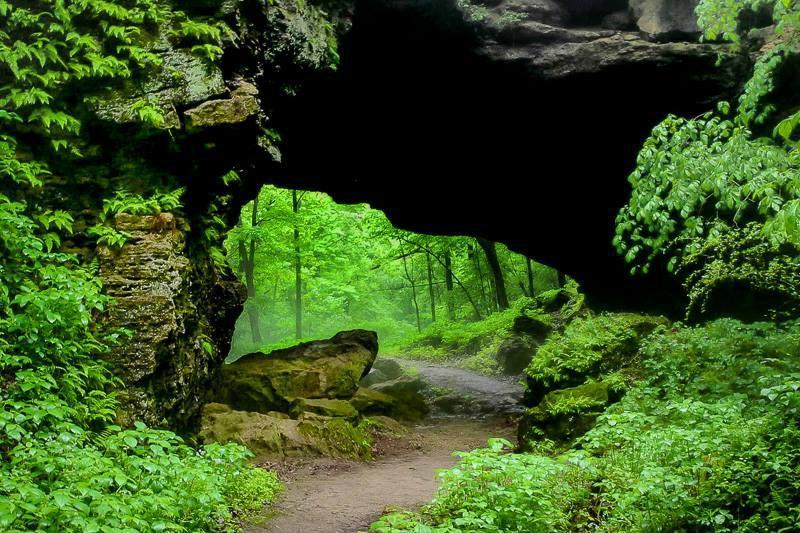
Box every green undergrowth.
[390,293,575,375]
[0,0,281,530]
[525,312,668,391]
[372,319,800,532]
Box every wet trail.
[255,359,523,533]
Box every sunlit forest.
[2,0,800,531]
[225,185,561,359]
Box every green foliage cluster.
[372,320,800,532]
[613,109,800,274]
[223,465,283,522]
[99,188,185,220]
[525,313,666,389]
[614,0,800,320]
[0,0,279,529]
[679,222,800,320]
[88,187,186,248]
[395,295,559,375]
[371,438,590,532]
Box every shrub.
[525,313,667,390]
[376,320,800,532]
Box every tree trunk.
[403,255,422,332]
[245,194,262,344]
[426,252,436,322]
[472,242,489,313]
[477,238,509,310]
[526,256,535,297]
[444,250,455,321]
[292,190,302,340]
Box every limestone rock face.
[99,213,242,429]
[92,29,225,126]
[630,0,700,41]
[439,0,726,80]
[184,81,260,129]
[216,330,379,413]
[200,403,371,459]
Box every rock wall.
[98,213,243,430]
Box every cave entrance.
[223,184,563,362]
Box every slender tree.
[243,194,262,344]
[477,237,509,310]
[402,253,422,332]
[426,252,436,322]
[293,190,303,340]
[444,249,455,320]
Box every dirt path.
[257,419,514,533]
[254,360,522,533]
[390,357,525,415]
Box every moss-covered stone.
[290,398,359,421]
[359,416,408,437]
[216,330,379,413]
[371,375,429,421]
[525,312,669,404]
[92,25,225,126]
[349,387,397,417]
[518,381,611,446]
[200,403,371,460]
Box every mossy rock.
[371,375,429,421]
[524,312,669,405]
[349,387,397,417]
[360,416,408,437]
[360,368,388,387]
[540,380,610,413]
[518,381,610,446]
[372,358,404,380]
[200,403,371,460]
[495,336,536,375]
[216,330,378,413]
[290,398,359,421]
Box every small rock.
[200,403,371,459]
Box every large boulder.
[630,0,700,42]
[216,330,379,413]
[200,403,371,459]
